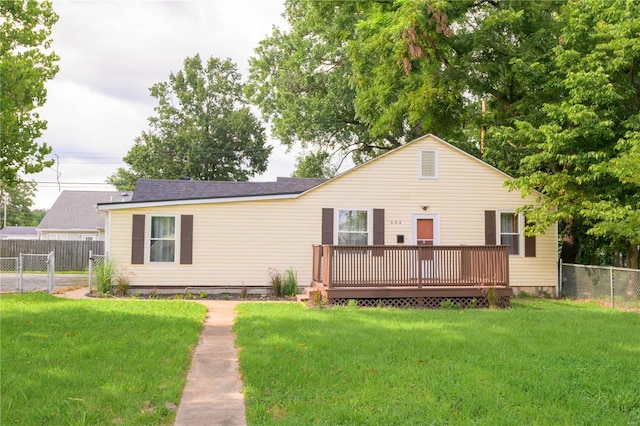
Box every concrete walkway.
[55,288,247,426]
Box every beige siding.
[105,135,558,290]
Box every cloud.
[27,0,296,210]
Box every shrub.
[113,271,131,297]
[268,268,283,297]
[347,299,358,308]
[199,291,208,299]
[282,268,298,296]
[440,299,460,310]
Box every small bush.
[347,299,358,308]
[268,268,283,297]
[199,291,208,299]
[282,268,298,296]
[440,299,459,310]
[240,286,248,299]
[113,271,131,297]
[311,290,325,308]
[150,288,159,299]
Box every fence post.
[47,251,55,294]
[558,259,563,297]
[18,253,23,293]
[88,250,93,294]
[609,266,614,308]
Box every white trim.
[146,214,180,264]
[335,208,373,245]
[419,149,438,179]
[497,211,524,257]
[98,193,299,211]
[411,214,440,245]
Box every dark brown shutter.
[131,214,145,264]
[180,215,193,264]
[524,236,536,257]
[484,210,496,245]
[373,209,385,245]
[322,208,334,244]
[523,216,536,257]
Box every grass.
[0,292,207,425]
[234,299,640,425]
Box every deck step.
[296,286,320,303]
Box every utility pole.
[1,191,9,230]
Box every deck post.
[417,247,423,288]
[322,245,332,288]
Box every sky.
[28,0,293,209]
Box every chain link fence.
[0,252,55,293]
[561,262,640,310]
[88,250,106,294]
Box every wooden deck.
[311,245,513,308]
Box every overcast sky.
[29,0,291,209]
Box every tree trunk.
[627,242,639,269]
[560,218,578,264]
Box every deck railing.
[312,245,509,288]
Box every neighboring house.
[0,226,38,240]
[98,135,558,298]
[38,191,132,241]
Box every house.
[38,191,132,241]
[98,135,558,304]
[0,226,38,240]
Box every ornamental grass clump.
[282,268,298,296]
[94,259,115,295]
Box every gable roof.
[129,177,328,203]
[99,134,522,211]
[0,226,38,238]
[38,191,132,231]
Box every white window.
[420,149,438,178]
[82,234,96,241]
[337,209,369,245]
[47,234,68,241]
[499,212,521,255]
[149,216,176,262]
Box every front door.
[412,215,439,278]
[416,219,434,247]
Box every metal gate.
[0,251,55,293]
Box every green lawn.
[234,299,640,425]
[0,293,206,425]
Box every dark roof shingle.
[130,177,327,202]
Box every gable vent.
[420,150,437,178]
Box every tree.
[248,1,563,169]
[0,0,59,187]
[108,55,271,190]
[247,1,390,164]
[291,151,336,179]
[0,181,42,227]
[507,0,640,267]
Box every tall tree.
[249,1,564,168]
[507,0,640,267]
[0,181,41,227]
[109,55,271,191]
[291,150,336,179]
[247,1,389,164]
[0,0,59,187]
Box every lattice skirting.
[330,296,510,309]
